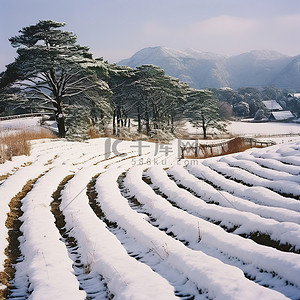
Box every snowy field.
[1,117,300,139]
[0,117,300,299]
[0,117,42,132]
[184,120,300,143]
[227,121,300,136]
[0,131,300,299]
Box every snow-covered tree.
[0,20,111,138]
[233,101,250,117]
[106,64,188,137]
[0,87,30,116]
[127,65,188,136]
[254,109,267,121]
[185,89,227,139]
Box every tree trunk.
[145,106,150,136]
[113,109,117,135]
[170,115,174,134]
[55,100,66,138]
[56,115,66,138]
[152,103,158,129]
[202,115,207,139]
[117,107,121,129]
[137,105,142,133]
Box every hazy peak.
[236,49,289,60]
[118,46,299,90]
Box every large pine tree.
[0,20,110,138]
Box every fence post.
[181,147,185,159]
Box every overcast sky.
[1,0,300,71]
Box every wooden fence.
[0,112,52,121]
[180,137,276,159]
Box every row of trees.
[210,87,300,118]
[0,20,226,139]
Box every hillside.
[118,47,300,90]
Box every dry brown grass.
[87,126,102,139]
[227,137,251,154]
[182,137,253,159]
[0,128,57,164]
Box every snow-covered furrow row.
[187,163,300,212]
[166,165,300,224]
[111,227,206,300]
[0,153,55,273]
[146,166,300,251]
[70,141,136,167]
[0,156,32,180]
[219,155,300,183]
[233,152,300,175]
[251,145,300,166]
[60,160,178,299]
[202,158,300,198]
[29,138,129,168]
[123,167,300,290]
[16,166,86,300]
[89,174,202,299]
[29,139,81,156]
[122,171,300,299]
[0,138,143,294]
[193,243,300,300]
[275,143,300,157]
[0,139,112,274]
[51,175,108,300]
[96,167,289,300]
[2,140,121,298]
[116,173,207,299]
[1,176,40,299]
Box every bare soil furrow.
[51,175,109,300]
[143,173,242,233]
[166,166,300,225]
[186,164,300,212]
[203,161,300,200]
[1,176,42,299]
[95,167,292,299]
[89,173,204,299]
[121,167,299,298]
[143,174,300,254]
[60,167,178,299]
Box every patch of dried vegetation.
[0,129,57,164]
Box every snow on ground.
[183,120,300,143]
[1,118,300,299]
[227,121,300,136]
[0,117,42,132]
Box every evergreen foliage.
[0,20,233,140]
[0,20,111,138]
[184,89,227,139]
[106,64,189,137]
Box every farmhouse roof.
[269,111,295,121]
[294,93,300,98]
[262,100,283,111]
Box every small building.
[293,93,300,99]
[268,111,295,122]
[287,93,300,101]
[262,100,283,111]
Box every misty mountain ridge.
[118,46,300,90]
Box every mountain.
[118,47,300,90]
